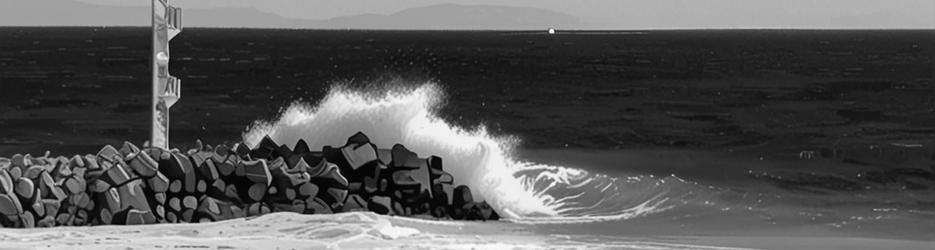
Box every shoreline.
[0,211,931,250]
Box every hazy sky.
[57,0,935,28]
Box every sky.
[29,0,935,29]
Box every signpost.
[151,0,182,149]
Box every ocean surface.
[1,27,934,247]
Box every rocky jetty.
[0,132,498,228]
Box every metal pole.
[151,0,182,149]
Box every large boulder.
[429,157,455,208]
[387,144,432,206]
[249,136,279,160]
[306,159,348,209]
[0,194,23,216]
[160,152,197,193]
[241,160,271,186]
[341,194,368,212]
[341,132,380,172]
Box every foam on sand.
[0,212,762,249]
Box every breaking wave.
[243,82,688,222]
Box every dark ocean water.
[1,27,934,240]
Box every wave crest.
[244,82,676,222]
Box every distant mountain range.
[316,4,580,30]
[1,0,581,30]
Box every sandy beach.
[0,212,931,249]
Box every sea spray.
[244,82,681,221]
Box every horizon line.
[2,25,933,31]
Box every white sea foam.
[244,82,676,222]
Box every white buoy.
[548,28,556,35]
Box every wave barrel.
[151,0,182,149]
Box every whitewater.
[242,82,691,223]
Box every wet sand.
[0,212,930,249]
